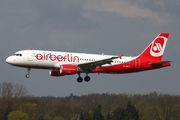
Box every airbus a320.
[6,33,171,83]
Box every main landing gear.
[77,73,91,83]
[25,68,31,78]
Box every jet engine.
[49,65,78,76]
[49,69,65,76]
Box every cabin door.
[28,52,33,61]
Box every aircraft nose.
[6,56,14,64]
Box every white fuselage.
[6,50,136,70]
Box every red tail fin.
[138,33,169,61]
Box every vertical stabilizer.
[138,33,169,61]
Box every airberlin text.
[35,52,79,62]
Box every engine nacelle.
[60,64,78,74]
[49,70,65,77]
[49,65,78,76]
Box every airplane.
[6,33,171,83]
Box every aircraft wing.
[78,56,119,71]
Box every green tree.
[8,110,29,120]
[18,103,38,120]
[53,116,64,120]
[3,102,13,120]
[107,106,128,120]
[0,82,13,120]
[79,111,92,120]
[0,82,28,120]
[113,107,127,120]
[38,114,44,120]
[92,105,104,120]
[126,101,139,120]
[71,114,80,120]
[106,113,111,120]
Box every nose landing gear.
[25,68,31,78]
[25,74,30,78]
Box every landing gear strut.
[25,68,31,78]
[77,73,83,83]
[84,73,90,82]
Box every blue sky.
[1,0,180,96]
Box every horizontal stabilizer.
[150,61,171,68]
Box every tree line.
[0,82,180,120]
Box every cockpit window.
[13,53,22,56]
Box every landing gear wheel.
[77,77,83,83]
[25,74,30,78]
[25,68,31,78]
[84,76,90,82]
